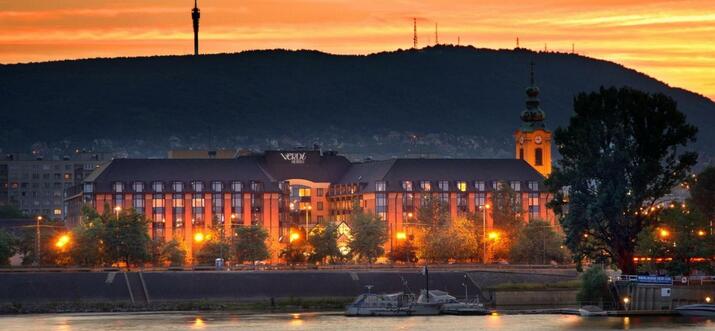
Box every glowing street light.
[623,297,630,311]
[396,231,407,240]
[706,296,712,303]
[193,232,205,243]
[289,231,300,243]
[488,231,499,241]
[659,229,670,239]
[114,206,122,220]
[698,230,706,237]
[55,234,71,249]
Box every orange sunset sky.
[1,0,714,100]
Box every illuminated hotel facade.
[64,69,554,261]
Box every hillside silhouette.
[0,45,713,159]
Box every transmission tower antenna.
[435,22,438,45]
[572,43,575,54]
[413,18,418,49]
[516,37,520,49]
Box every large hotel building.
[65,76,554,261]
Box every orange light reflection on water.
[191,317,205,330]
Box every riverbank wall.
[0,269,577,313]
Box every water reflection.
[0,312,713,331]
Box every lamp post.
[114,206,121,220]
[34,215,42,266]
[305,205,312,235]
[481,204,491,264]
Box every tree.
[547,87,698,274]
[415,194,449,227]
[307,223,340,264]
[233,225,270,265]
[491,183,524,240]
[348,206,388,263]
[690,166,715,227]
[510,220,570,265]
[194,239,230,265]
[418,214,482,263]
[636,206,714,275]
[388,239,418,263]
[577,266,613,308]
[280,241,308,266]
[161,240,187,266]
[70,206,106,267]
[14,220,64,265]
[0,229,15,265]
[103,207,151,268]
[0,205,24,218]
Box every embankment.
[0,269,577,313]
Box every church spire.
[520,61,546,131]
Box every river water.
[1,311,713,330]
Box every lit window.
[420,181,431,191]
[112,182,124,193]
[298,188,311,197]
[475,181,485,192]
[375,181,386,192]
[191,181,203,192]
[63,173,72,180]
[133,181,144,193]
[152,181,163,193]
[53,209,62,215]
[231,181,242,192]
[457,181,467,192]
[211,181,223,192]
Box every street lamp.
[623,297,630,311]
[35,215,42,266]
[290,231,300,243]
[659,228,670,239]
[55,233,71,249]
[305,205,312,235]
[480,204,491,264]
[396,231,408,263]
[114,206,121,220]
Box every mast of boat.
[422,265,430,302]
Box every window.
[112,182,124,193]
[317,215,324,223]
[519,148,524,160]
[173,194,184,229]
[172,181,183,192]
[420,181,431,191]
[64,173,72,180]
[251,181,263,192]
[114,194,123,208]
[402,181,413,191]
[528,181,539,191]
[376,193,387,220]
[457,193,468,214]
[529,192,540,220]
[231,193,242,215]
[317,201,324,211]
[212,181,223,192]
[231,181,243,192]
[192,194,205,227]
[457,181,467,192]
[53,209,62,215]
[83,183,93,193]
[152,181,163,192]
[375,181,386,192]
[132,181,144,193]
[475,181,485,192]
[475,192,486,208]
[438,180,449,191]
[298,188,311,197]
[133,194,145,214]
[316,188,325,197]
[535,148,543,166]
[510,181,521,192]
[191,181,203,192]
[212,193,224,226]
[191,195,204,208]
[152,194,165,208]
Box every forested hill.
[0,45,713,159]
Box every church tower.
[514,62,552,177]
[192,0,201,56]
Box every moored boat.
[674,304,715,317]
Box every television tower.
[413,18,418,49]
[192,0,201,56]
